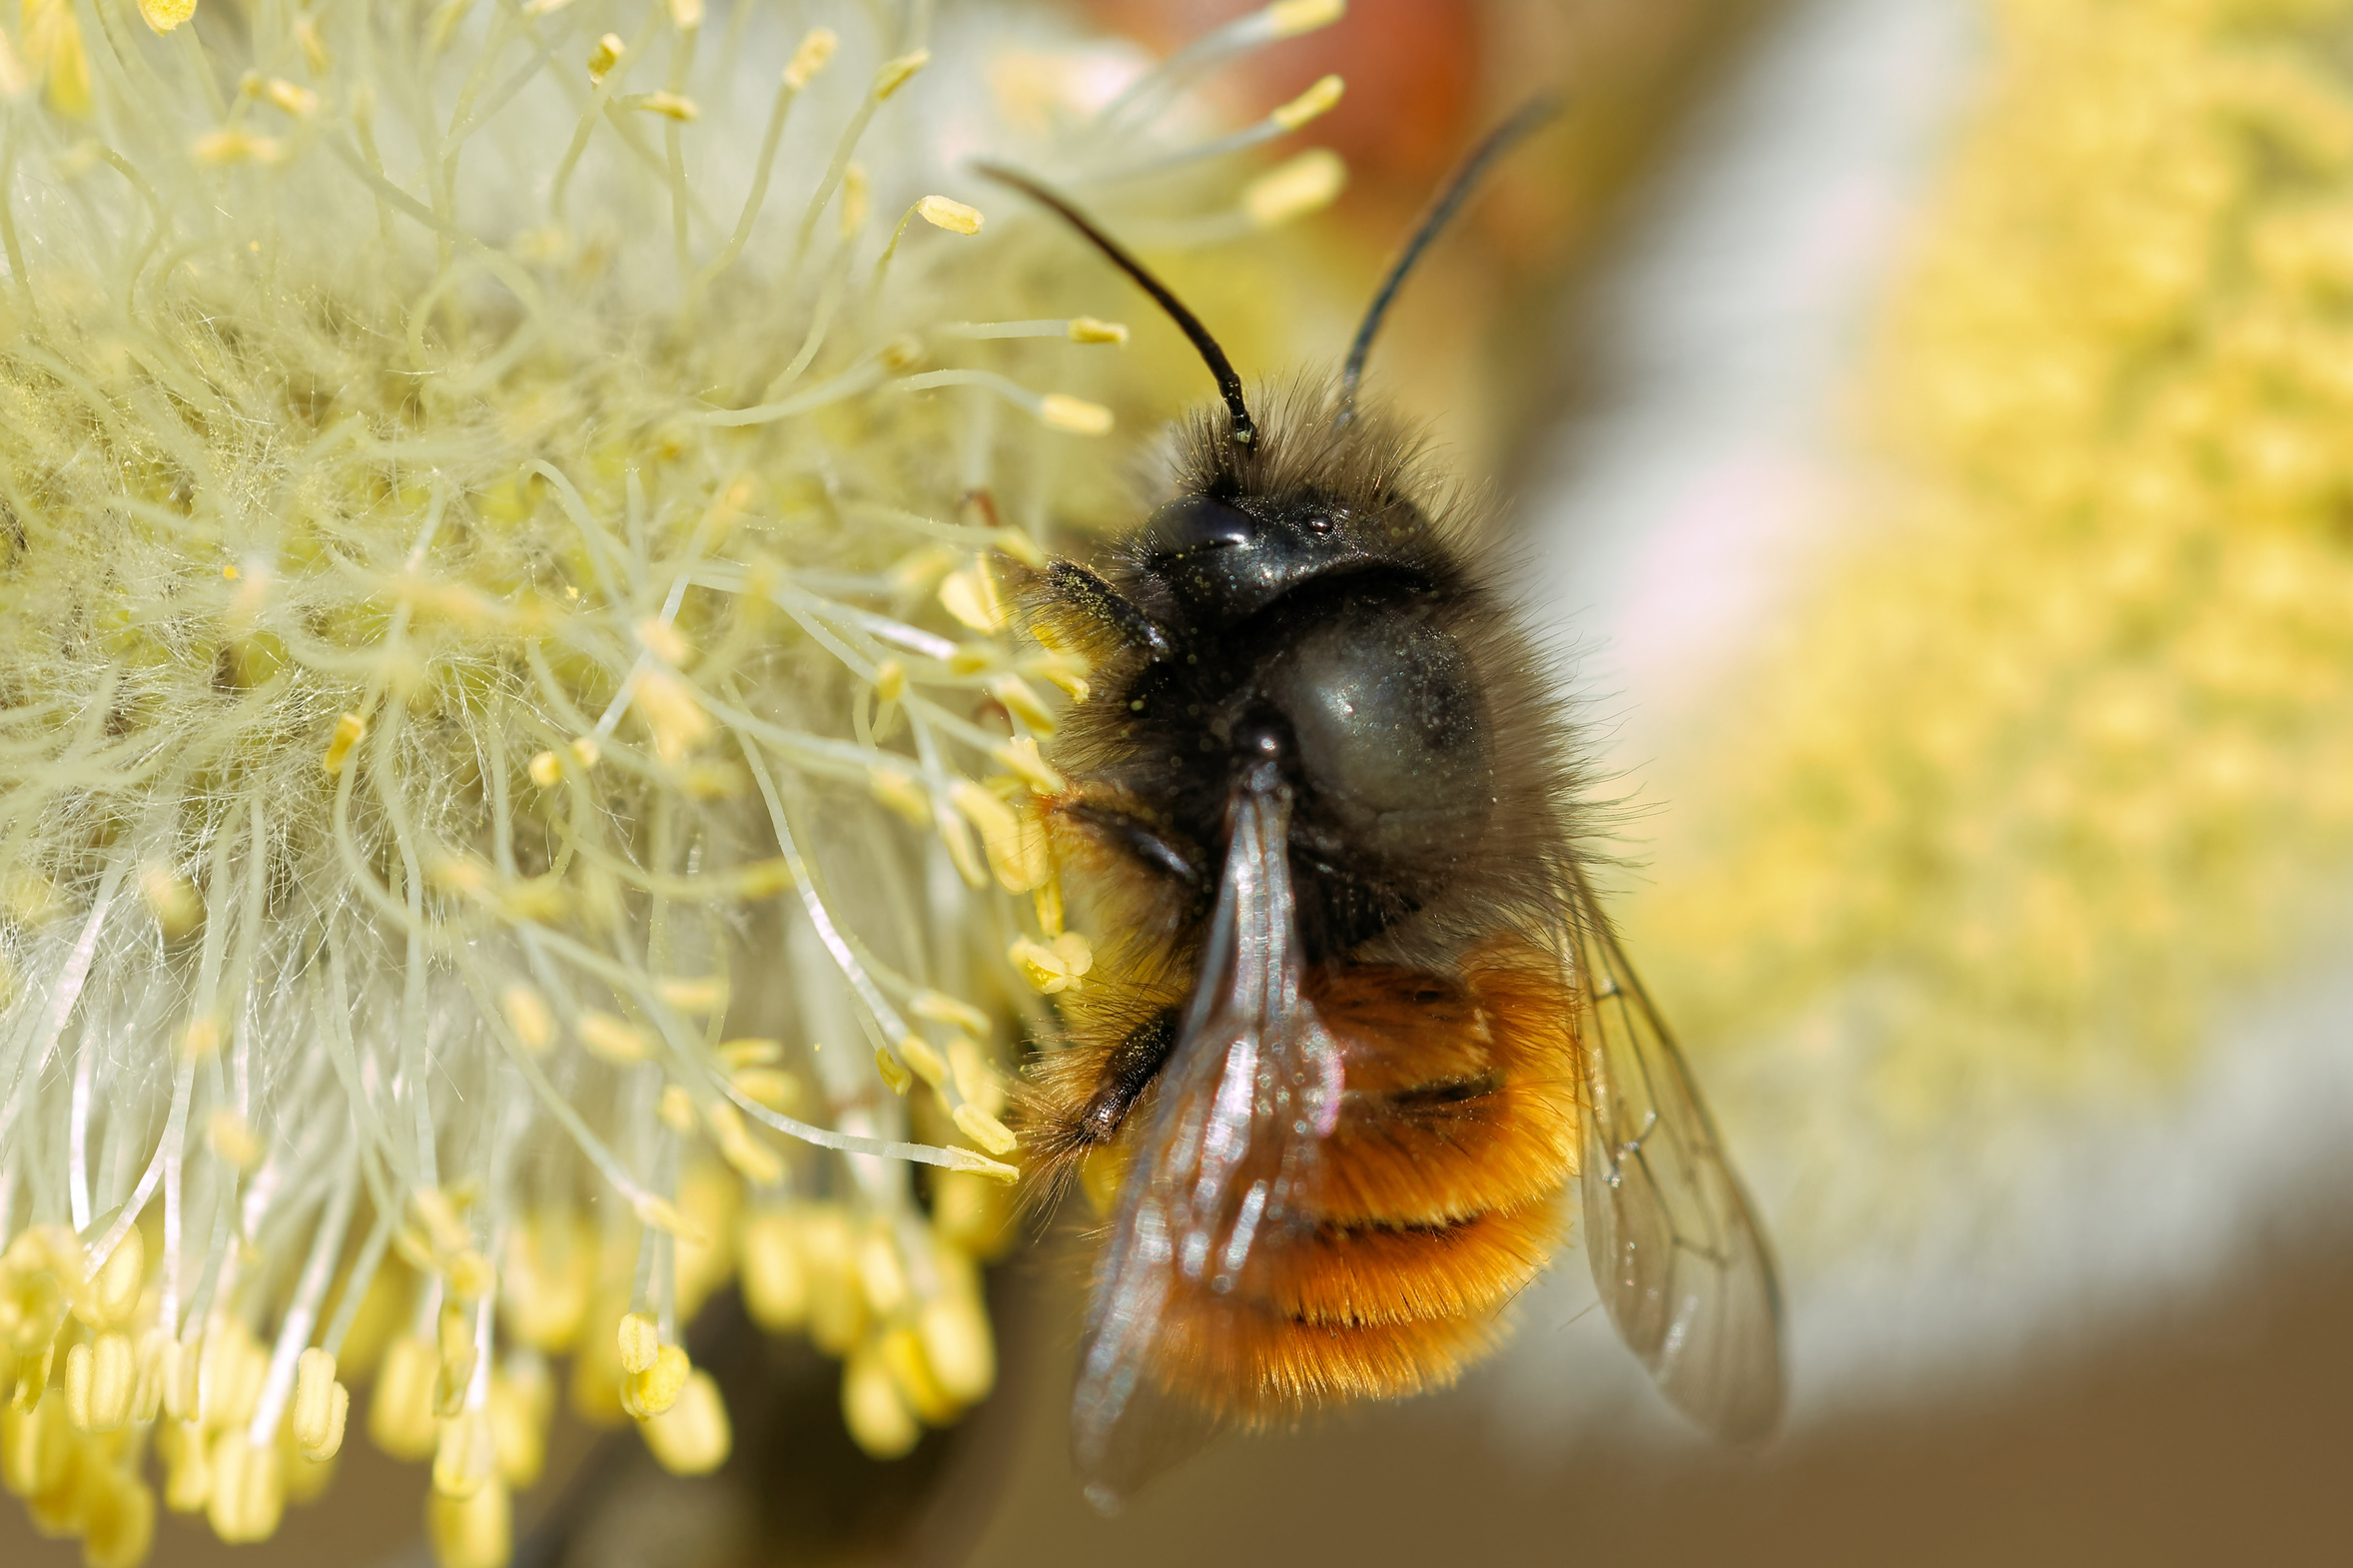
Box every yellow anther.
[739,1211,807,1331]
[666,0,702,28]
[656,974,728,1014]
[198,1319,269,1431]
[870,766,934,827]
[500,985,554,1054]
[919,1292,996,1405]
[952,780,1048,892]
[855,1231,910,1318]
[658,1084,698,1135]
[432,1407,496,1498]
[323,711,367,774]
[500,1215,594,1353]
[909,991,991,1036]
[577,1010,650,1064]
[138,0,197,35]
[731,1064,800,1113]
[996,525,1050,568]
[938,559,1008,632]
[446,1249,496,1302]
[873,49,929,101]
[202,1106,260,1168]
[1028,651,1092,702]
[160,1416,211,1511]
[195,128,284,165]
[206,1428,285,1544]
[916,195,985,235]
[158,1336,197,1423]
[0,1398,56,1496]
[874,659,907,703]
[782,27,837,90]
[879,1324,957,1423]
[23,0,90,117]
[82,1228,145,1329]
[131,1328,170,1423]
[931,1171,1017,1259]
[735,858,792,897]
[629,1192,705,1245]
[842,1341,919,1459]
[487,1357,552,1488]
[984,673,1059,732]
[718,1038,782,1070]
[81,1467,154,1568]
[673,1164,742,1323]
[1271,73,1344,131]
[264,77,320,117]
[1038,393,1115,435]
[616,1313,661,1378]
[428,856,492,897]
[634,616,692,665]
[140,862,203,938]
[586,32,624,82]
[900,1036,949,1091]
[1068,316,1129,344]
[639,1368,730,1475]
[283,1432,337,1505]
[427,1474,511,1568]
[952,1104,1019,1158]
[292,1348,347,1460]
[433,1303,477,1419]
[873,1045,914,1097]
[526,749,562,788]
[708,1102,784,1186]
[1265,0,1346,37]
[634,669,713,761]
[1245,148,1347,228]
[842,162,872,237]
[63,1331,132,1433]
[412,1187,473,1256]
[295,14,329,71]
[621,1343,690,1419]
[1008,930,1093,995]
[568,736,601,769]
[947,1035,1003,1114]
[992,734,1067,793]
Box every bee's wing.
[1567,861,1787,1441]
[1069,779,1342,1510]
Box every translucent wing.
[1568,861,1786,1441]
[1070,775,1342,1510]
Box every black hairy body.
[983,105,1783,1466]
[1020,383,1591,1212]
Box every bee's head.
[1140,486,1387,625]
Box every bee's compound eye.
[1148,495,1255,554]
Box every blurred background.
[13,0,2351,1562]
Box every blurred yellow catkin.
[1634,0,2353,1135]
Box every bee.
[979,101,1784,1507]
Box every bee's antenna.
[975,163,1258,448]
[1337,94,1564,422]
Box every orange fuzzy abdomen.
[1142,939,1583,1423]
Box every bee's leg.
[1046,560,1174,660]
[1079,1009,1179,1143]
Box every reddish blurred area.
[1076,0,1780,464]
[1082,0,1484,200]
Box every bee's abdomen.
[1156,937,1582,1422]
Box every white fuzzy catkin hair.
[0,1,1352,1562]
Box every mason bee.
[981,102,1784,1506]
